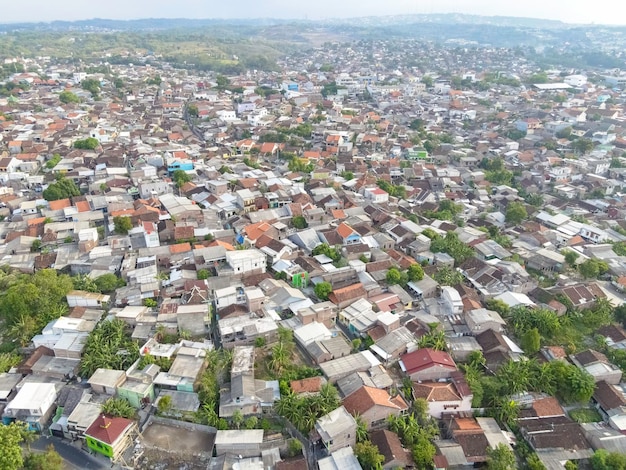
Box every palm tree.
[355,415,369,443]
[269,342,290,376]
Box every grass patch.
[569,408,603,423]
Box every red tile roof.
[85,414,134,445]
[400,348,456,375]
[343,386,408,416]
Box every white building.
[225,249,267,274]
[441,286,463,315]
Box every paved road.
[32,436,110,470]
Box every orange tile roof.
[331,209,346,220]
[343,386,408,416]
[290,376,324,394]
[27,217,46,226]
[245,221,272,241]
[337,222,354,239]
[48,198,72,211]
[169,242,192,254]
[110,209,135,218]
[75,201,91,212]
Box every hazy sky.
[2,0,624,25]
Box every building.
[314,406,357,453]
[85,414,137,461]
[412,372,473,419]
[342,386,408,429]
[215,429,264,458]
[399,348,457,382]
[4,382,58,431]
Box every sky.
[2,0,625,25]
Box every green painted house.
[85,414,136,461]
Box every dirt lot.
[141,423,213,454]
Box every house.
[465,308,506,334]
[475,329,524,371]
[85,414,137,461]
[66,400,102,440]
[317,446,363,470]
[399,348,457,382]
[369,429,414,469]
[66,290,110,308]
[314,406,357,453]
[441,286,463,315]
[592,380,626,422]
[571,349,622,385]
[214,429,264,458]
[87,368,126,396]
[320,351,382,384]
[4,382,58,431]
[413,372,473,419]
[342,385,408,429]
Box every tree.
[172,169,192,188]
[113,215,133,234]
[314,281,332,301]
[354,441,384,470]
[521,328,541,355]
[231,409,244,429]
[73,137,100,150]
[94,273,125,293]
[187,104,199,117]
[486,444,516,470]
[430,231,474,266]
[0,352,20,373]
[433,266,463,286]
[590,449,626,470]
[197,269,211,280]
[562,249,580,266]
[386,267,407,286]
[31,239,42,253]
[59,90,79,104]
[157,395,172,414]
[292,215,308,229]
[578,258,609,279]
[42,177,80,201]
[287,438,302,457]
[407,264,424,282]
[81,78,100,97]
[505,202,528,225]
[215,74,230,90]
[0,422,28,470]
[572,138,594,155]
[101,397,135,419]
[23,444,64,470]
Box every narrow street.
[31,436,111,470]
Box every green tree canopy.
[94,273,125,293]
[23,444,64,470]
[0,422,29,470]
[505,201,528,225]
[42,177,80,201]
[578,258,609,279]
[486,443,516,470]
[314,281,332,301]
[101,397,136,419]
[172,169,192,188]
[73,137,99,150]
[407,263,425,282]
[59,90,79,104]
[292,215,308,229]
[354,441,385,470]
[113,215,133,234]
[430,231,475,266]
[590,449,626,470]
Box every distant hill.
[0,13,574,33]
